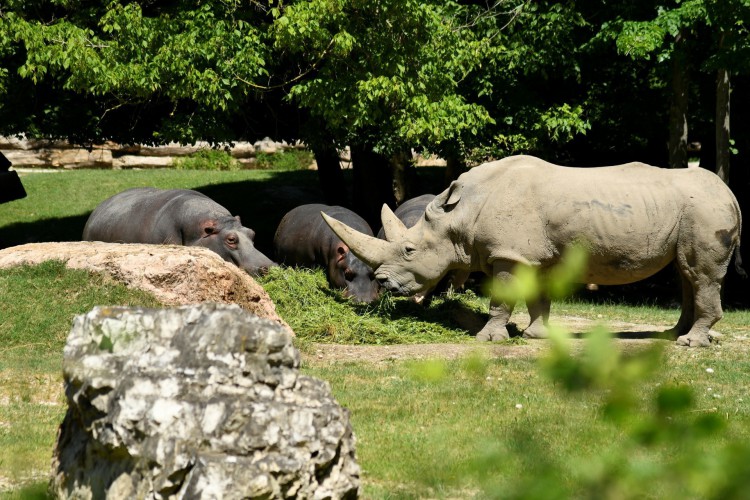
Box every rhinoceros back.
[458,156,741,285]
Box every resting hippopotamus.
[323,155,745,347]
[83,188,276,276]
[274,204,380,303]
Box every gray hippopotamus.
[83,188,276,276]
[274,204,380,303]
[323,155,744,347]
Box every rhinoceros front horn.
[321,212,390,269]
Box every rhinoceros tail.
[735,246,747,279]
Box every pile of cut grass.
[259,266,481,346]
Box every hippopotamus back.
[274,204,380,303]
[83,187,276,276]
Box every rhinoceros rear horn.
[380,204,408,242]
[321,212,390,269]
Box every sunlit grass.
[2,169,749,497]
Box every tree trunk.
[390,150,416,205]
[445,154,467,184]
[350,146,396,229]
[715,67,731,183]
[668,32,689,169]
[312,145,348,206]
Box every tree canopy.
[1,1,748,191]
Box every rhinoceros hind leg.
[524,296,551,339]
[675,276,723,348]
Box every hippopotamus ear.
[336,243,349,263]
[201,219,219,236]
[234,215,242,224]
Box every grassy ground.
[1,169,749,498]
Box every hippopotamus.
[323,155,745,347]
[83,187,276,276]
[274,204,380,303]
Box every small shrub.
[254,149,314,171]
[172,149,240,171]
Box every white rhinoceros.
[322,155,744,347]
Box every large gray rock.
[51,304,360,499]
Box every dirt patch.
[301,315,673,366]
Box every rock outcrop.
[50,304,360,499]
[0,242,287,329]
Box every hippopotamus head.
[328,243,380,303]
[321,199,460,297]
[197,216,277,276]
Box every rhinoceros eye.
[403,244,417,258]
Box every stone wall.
[0,135,304,170]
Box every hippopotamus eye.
[344,268,355,281]
[226,234,239,246]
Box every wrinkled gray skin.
[274,204,380,303]
[377,194,469,305]
[83,188,276,276]
[323,155,744,347]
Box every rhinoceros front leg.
[476,261,516,342]
[666,269,694,338]
[524,296,551,339]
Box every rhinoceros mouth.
[384,282,410,296]
[375,272,421,296]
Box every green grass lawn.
[1,169,750,498]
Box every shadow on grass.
[0,214,90,250]
[1,481,49,499]
[352,294,486,338]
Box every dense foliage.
[1,1,746,160]
[1,1,748,229]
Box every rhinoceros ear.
[427,181,463,220]
[380,204,408,242]
[444,181,463,206]
[321,212,391,269]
